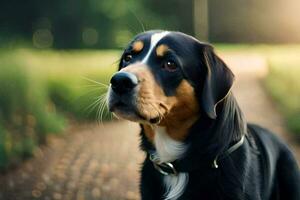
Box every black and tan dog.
[107,31,300,200]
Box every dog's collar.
[149,154,178,176]
[149,135,245,176]
[211,135,245,168]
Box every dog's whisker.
[75,84,108,88]
[85,96,102,113]
[81,76,109,88]
[103,95,114,121]
[72,87,106,105]
[128,8,145,33]
[111,58,121,67]
[84,92,109,117]
[146,102,164,124]
[96,100,103,125]
[95,92,109,124]
[99,99,106,124]
[72,91,106,115]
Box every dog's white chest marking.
[154,127,188,200]
[142,31,169,64]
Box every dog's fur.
[108,31,300,200]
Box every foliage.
[216,44,300,137]
[0,54,65,168]
[0,0,193,49]
[0,49,118,168]
[264,57,300,136]
[19,49,118,120]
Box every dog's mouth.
[149,117,161,124]
[108,99,163,125]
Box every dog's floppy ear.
[201,46,235,119]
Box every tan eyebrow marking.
[156,44,169,57]
[132,40,144,52]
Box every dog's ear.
[201,46,235,119]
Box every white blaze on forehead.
[142,31,169,64]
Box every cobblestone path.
[0,54,299,200]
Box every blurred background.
[0,0,300,199]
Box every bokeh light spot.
[32,29,53,48]
[82,28,98,46]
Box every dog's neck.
[142,97,199,142]
[141,92,246,162]
[185,93,246,161]
[160,114,199,140]
[142,114,198,144]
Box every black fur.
[117,31,300,199]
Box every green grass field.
[0,45,299,168]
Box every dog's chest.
[154,127,186,162]
[153,127,188,200]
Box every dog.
[107,30,300,200]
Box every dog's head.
[108,31,234,128]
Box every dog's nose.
[110,72,138,94]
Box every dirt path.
[0,54,299,200]
[222,53,300,164]
[0,122,142,200]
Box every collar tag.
[149,153,178,176]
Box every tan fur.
[156,44,169,57]
[142,124,155,142]
[120,63,169,121]
[121,63,199,142]
[159,80,199,140]
[141,80,199,141]
[132,41,144,53]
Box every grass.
[12,49,119,120]
[0,49,120,169]
[0,54,64,168]
[264,55,300,137]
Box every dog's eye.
[123,54,133,62]
[163,61,177,72]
